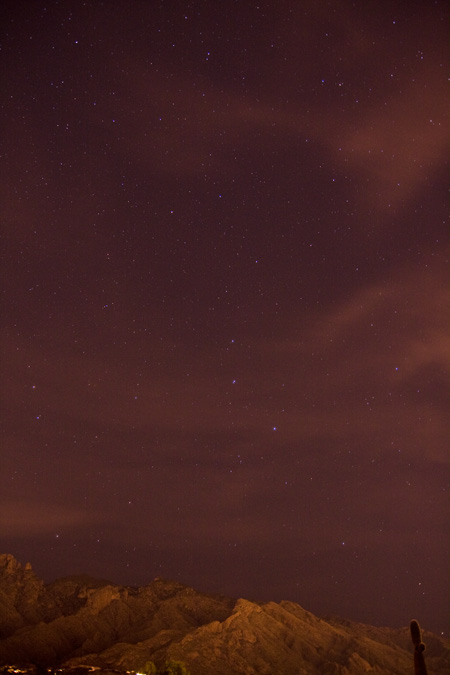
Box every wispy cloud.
[0,501,94,536]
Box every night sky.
[1,1,448,636]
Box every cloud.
[0,501,93,537]
[104,21,447,220]
[332,65,447,212]
[277,261,448,373]
[2,257,446,469]
[264,261,449,462]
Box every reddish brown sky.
[1,0,448,635]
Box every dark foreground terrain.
[1,554,449,674]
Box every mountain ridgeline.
[0,554,448,674]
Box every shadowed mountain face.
[0,555,448,674]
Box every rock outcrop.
[0,553,47,636]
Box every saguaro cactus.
[410,619,428,675]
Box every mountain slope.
[0,554,448,674]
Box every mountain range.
[0,553,448,674]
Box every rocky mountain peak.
[0,553,32,576]
[0,554,46,637]
[81,585,123,614]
